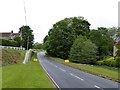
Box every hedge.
[96,59,119,67]
[0,38,19,47]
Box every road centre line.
[55,65,58,68]
[49,62,84,81]
[59,68,66,72]
[69,73,84,81]
[47,62,59,68]
[49,62,53,65]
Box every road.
[37,52,119,90]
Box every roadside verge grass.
[2,61,55,88]
[49,56,119,82]
[0,67,2,89]
[2,51,55,88]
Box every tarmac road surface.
[37,52,119,90]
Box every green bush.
[116,59,120,67]
[69,35,98,64]
[0,38,19,47]
[96,59,118,67]
[96,61,103,65]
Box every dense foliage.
[115,40,120,67]
[69,36,97,64]
[19,25,34,49]
[33,42,43,49]
[44,17,90,59]
[13,36,21,47]
[96,59,119,67]
[0,38,19,47]
[88,28,114,59]
[43,16,118,66]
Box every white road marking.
[59,68,66,72]
[94,85,100,88]
[50,63,53,65]
[39,62,61,89]
[70,73,84,81]
[94,85,103,90]
[55,65,58,68]
[46,61,50,63]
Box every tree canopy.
[44,16,91,59]
[19,25,34,49]
[88,27,114,59]
[69,35,97,64]
[43,16,118,66]
[33,42,43,49]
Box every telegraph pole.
[23,0,29,50]
[23,0,27,25]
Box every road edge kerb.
[41,64,61,90]
[37,53,61,90]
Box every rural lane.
[37,52,119,90]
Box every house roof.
[0,33,11,38]
[0,32,20,38]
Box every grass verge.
[49,56,119,82]
[2,50,55,88]
[2,62,55,88]
[0,67,2,89]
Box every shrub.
[69,35,98,64]
[96,61,103,65]
[0,38,19,47]
[116,59,120,67]
[96,59,118,67]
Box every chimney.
[11,30,13,33]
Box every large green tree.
[88,27,114,59]
[69,35,97,64]
[19,25,34,49]
[44,17,90,59]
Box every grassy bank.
[1,48,26,89]
[0,48,2,89]
[2,51,55,88]
[49,56,119,82]
[2,48,26,66]
[0,67,2,89]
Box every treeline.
[33,42,43,50]
[43,16,120,66]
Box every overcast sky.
[0,0,119,43]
